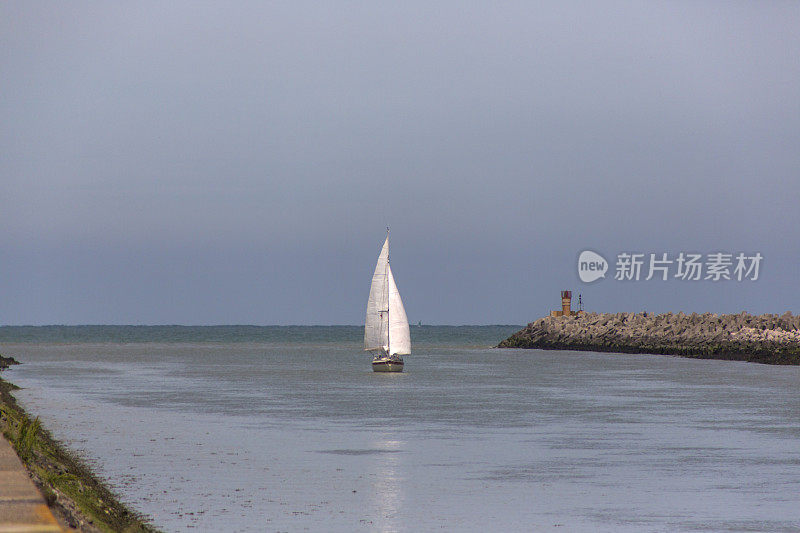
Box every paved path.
[0,435,64,532]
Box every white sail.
[364,237,390,351]
[387,264,411,355]
[364,235,411,356]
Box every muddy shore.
[0,355,157,532]
[498,311,800,365]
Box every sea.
[1,325,799,532]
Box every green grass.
[1,374,159,532]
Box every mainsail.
[364,238,389,351]
[364,236,411,355]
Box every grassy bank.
[0,360,158,532]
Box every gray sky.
[2,2,799,325]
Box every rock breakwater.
[498,312,800,365]
[0,354,20,371]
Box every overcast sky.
[2,2,798,325]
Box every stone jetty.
[498,311,800,365]
[0,354,19,371]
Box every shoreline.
[0,356,157,532]
[498,311,800,365]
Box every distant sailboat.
[364,231,411,372]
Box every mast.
[385,226,390,355]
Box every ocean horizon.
[0,324,521,345]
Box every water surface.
[2,326,799,532]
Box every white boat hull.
[372,357,404,372]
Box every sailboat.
[364,231,411,372]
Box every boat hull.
[372,358,404,372]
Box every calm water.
[2,326,799,532]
